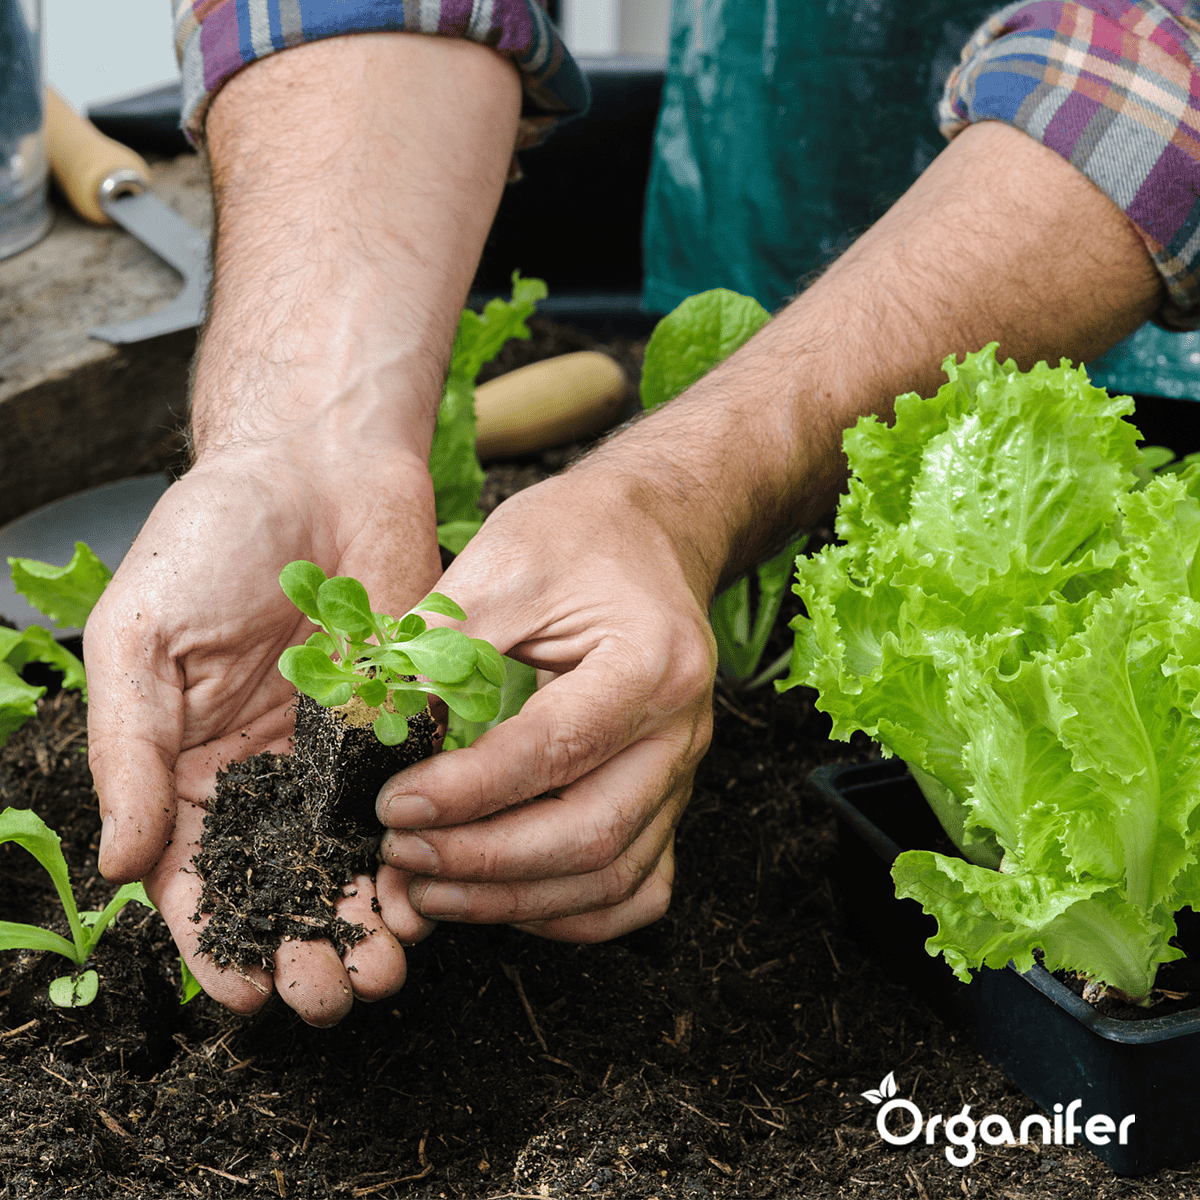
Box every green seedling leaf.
[446,655,537,749]
[279,645,355,707]
[0,920,79,960]
[471,639,507,688]
[49,969,99,1008]
[379,687,428,719]
[279,560,328,625]
[378,649,418,678]
[394,613,426,640]
[0,807,86,961]
[640,289,770,412]
[78,881,155,958]
[9,542,112,628]
[305,631,338,657]
[356,678,388,708]
[372,709,410,746]
[404,627,478,684]
[317,576,376,639]
[415,592,467,622]
[433,673,504,724]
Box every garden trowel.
[43,87,209,344]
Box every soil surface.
[2,323,1198,1198]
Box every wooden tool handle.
[475,351,628,460]
[44,86,151,226]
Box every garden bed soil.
[2,322,1198,1198]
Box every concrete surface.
[0,152,211,526]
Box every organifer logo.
[860,1072,1136,1167]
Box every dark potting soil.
[193,700,441,973]
[2,321,1198,1198]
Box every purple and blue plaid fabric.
[173,1,1200,319]
[942,1,1200,325]
[172,0,588,149]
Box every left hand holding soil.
[84,443,441,1024]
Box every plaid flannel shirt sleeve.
[172,0,588,150]
[942,1,1200,329]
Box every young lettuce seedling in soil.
[641,289,808,688]
[277,561,505,834]
[0,806,153,1007]
[2,543,202,1005]
[783,344,1200,1004]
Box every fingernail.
[381,832,439,874]
[377,792,437,828]
[413,880,469,919]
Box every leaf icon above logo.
[861,1071,899,1105]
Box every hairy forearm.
[577,120,1163,601]
[190,34,522,462]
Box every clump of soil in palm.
[191,701,438,972]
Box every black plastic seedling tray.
[809,759,1200,1176]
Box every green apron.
[642,0,1200,402]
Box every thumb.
[85,627,183,883]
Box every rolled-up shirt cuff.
[940,0,1200,330]
[172,0,589,150]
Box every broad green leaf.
[446,655,537,749]
[305,631,338,657]
[278,645,355,707]
[414,592,467,622]
[316,576,376,639]
[640,289,770,412]
[279,560,328,625]
[471,639,507,688]
[356,678,388,708]
[431,671,504,723]
[49,969,99,1008]
[372,709,410,746]
[378,649,418,678]
[9,542,112,628]
[403,627,478,684]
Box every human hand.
[376,468,719,942]
[85,442,442,1022]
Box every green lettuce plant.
[432,271,548,554]
[641,288,807,687]
[782,344,1200,1002]
[0,806,151,1007]
[2,544,201,1004]
[277,561,506,743]
[1,542,108,744]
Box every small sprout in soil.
[277,561,505,746]
[0,806,149,1007]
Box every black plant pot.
[809,759,1200,1176]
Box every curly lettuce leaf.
[783,345,1200,998]
[430,273,547,534]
